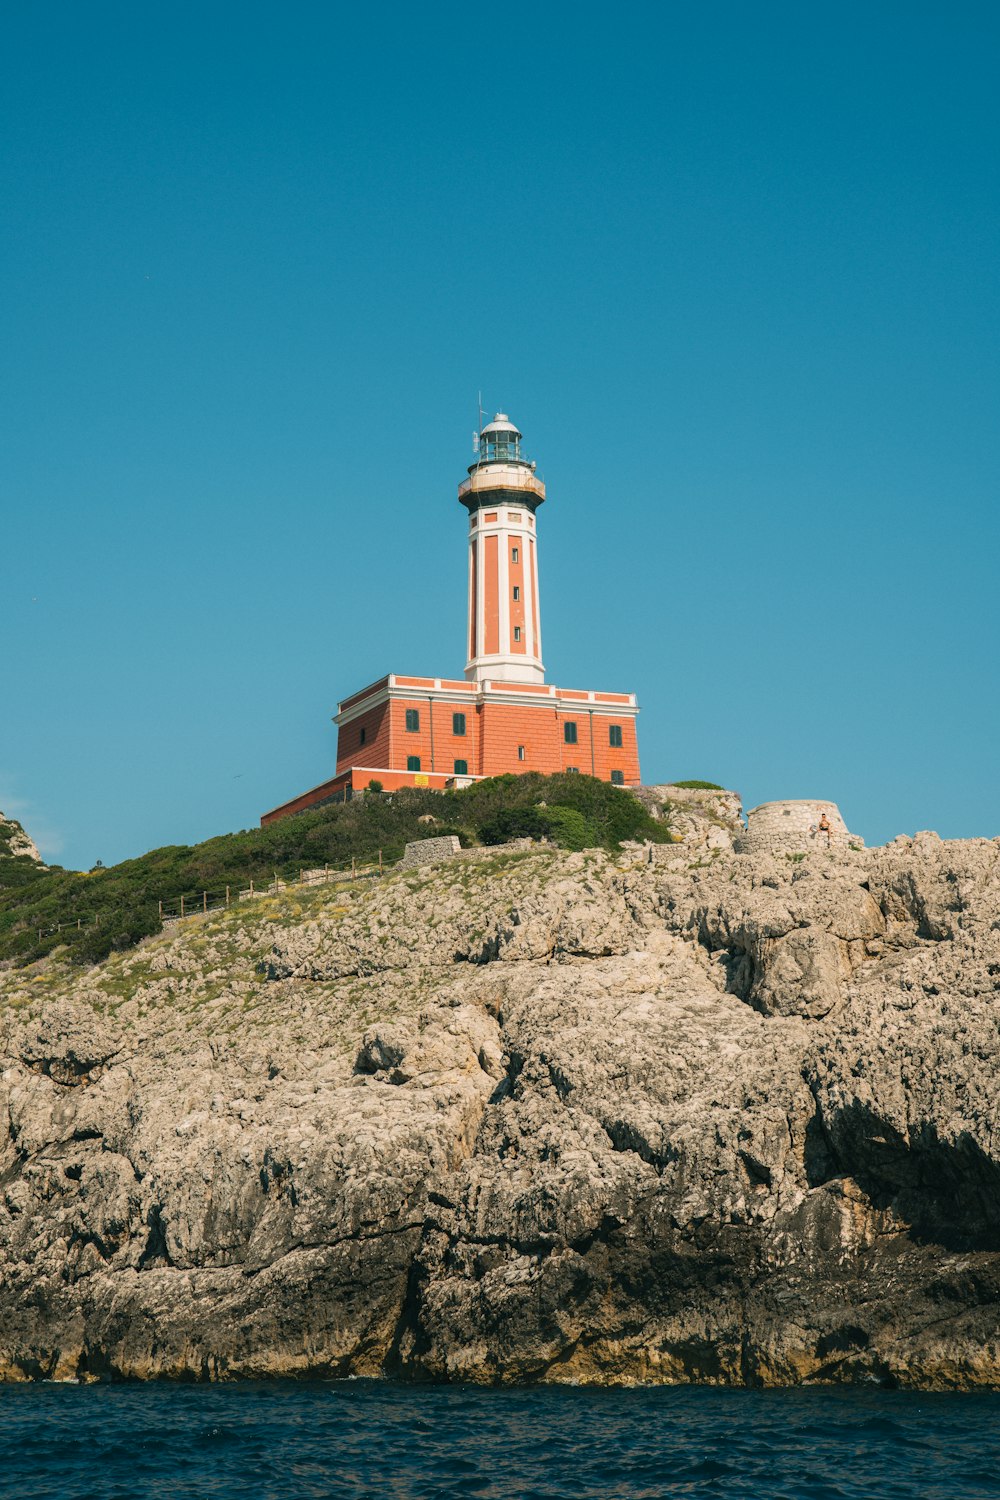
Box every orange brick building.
[262,413,640,825]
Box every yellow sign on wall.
[413,774,429,786]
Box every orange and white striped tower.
[459,413,546,684]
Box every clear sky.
[3,1,998,870]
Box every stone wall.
[735,800,862,856]
[398,836,463,869]
[455,838,536,863]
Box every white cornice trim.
[334,687,391,726]
[335,677,640,726]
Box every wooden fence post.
[226,886,230,908]
[158,900,162,921]
[352,857,356,880]
[250,878,254,897]
[203,891,207,914]
[180,894,185,919]
[378,848,383,874]
[325,864,329,883]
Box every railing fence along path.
[26,852,386,942]
[160,851,386,924]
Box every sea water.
[2,1381,999,1500]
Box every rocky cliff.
[1,809,999,1388]
[0,811,43,879]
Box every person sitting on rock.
[818,811,832,846]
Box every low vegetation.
[0,774,673,969]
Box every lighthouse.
[261,410,642,822]
[461,414,545,685]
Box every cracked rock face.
[1,831,999,1388]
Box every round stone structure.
[734,800,862,856]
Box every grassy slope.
[0,774,672,968]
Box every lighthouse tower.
[260,405,642,824]
[459,413,546,685]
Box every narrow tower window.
[407,756,421,772]
[513,626,521,642]
[609,724,623,748]
[452,712,466,736]
[518,746,525,761]
[359,726,367,746]
[512,586,520,602]
[563,721,578,745]
[511,547,519,563]
[405,709,420,732]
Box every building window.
[609,724,623,748]
[407,755,421,772]
[512,585,520,601]
[518,745,525,761]
[563,721,578,745]
[453,759,468,776]
[512,547,518,563]
[452,711,466,736]
[513,626,521,642]
[610,769,625,785]
[566,765,579,773]
[359,726,367,746]
[405,708,419,732]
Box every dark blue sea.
[2,1381,999,1500]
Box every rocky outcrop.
[0,825,999,1387]
[0,812,43,881]
[635,784,743,852]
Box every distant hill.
[0,811,44,889]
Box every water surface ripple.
[2,1381,1000,1500]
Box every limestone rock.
[1,833,1000,1388]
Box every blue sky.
[2,2,998,869]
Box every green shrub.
[539,805,595,851]
[74,904,162,966]
[670,779,724,791]
[479,806,549,845]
